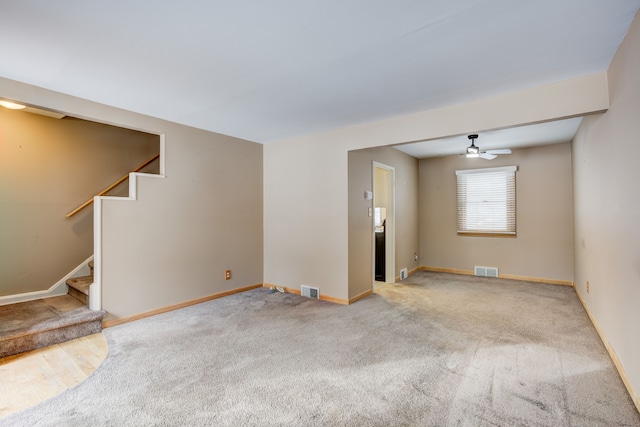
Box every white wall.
[572,11,640,409]
[265,74,609,301]
[0,77,263,320]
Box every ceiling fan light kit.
[464,134,511,160]
[466,134,480,157]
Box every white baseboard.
[0,255,93,306]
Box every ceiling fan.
[464,134,512,160]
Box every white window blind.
[455,166,517,235]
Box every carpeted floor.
[2,272,638,426]
[0,295,105,358]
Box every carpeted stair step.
[0,295,106,359]
[66,276,93,305]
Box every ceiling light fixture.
[0,100,26,110]
[463,134,512,160]
[466,135,481,157]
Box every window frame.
[455,165,517,237]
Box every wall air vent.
[301,285,319,299]
[474,266,498,278]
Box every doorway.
[372,162,395,289]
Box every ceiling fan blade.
[485,148,512,155]
[479,153,497,160]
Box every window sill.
[457,232,516,238]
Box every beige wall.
[0,77,263,320]
[572,11,640,408]
[374,167,389,208]
[348,146,419,299]
[419,143,574,282]
[265,73,608,301]
[100,127,263,318]
[0,109,158,296]
[264,139,348,299]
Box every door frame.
[372,161,395,288]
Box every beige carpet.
[2,272,638,426]
[0,295,105,358]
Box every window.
[455,166,517,236]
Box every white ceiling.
[394,117,584,158]
[0,1,638,144]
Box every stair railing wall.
[66,153,160,218]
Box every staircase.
[66,262,94,306]
[0,261,105,359]
[1,154,160,360]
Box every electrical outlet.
[225,270,231,280]
[586,280,590,293]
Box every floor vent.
[301,285,320,299]
[474,266,498,278]
[400,268,408,280]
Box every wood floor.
[0,332,108,419]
